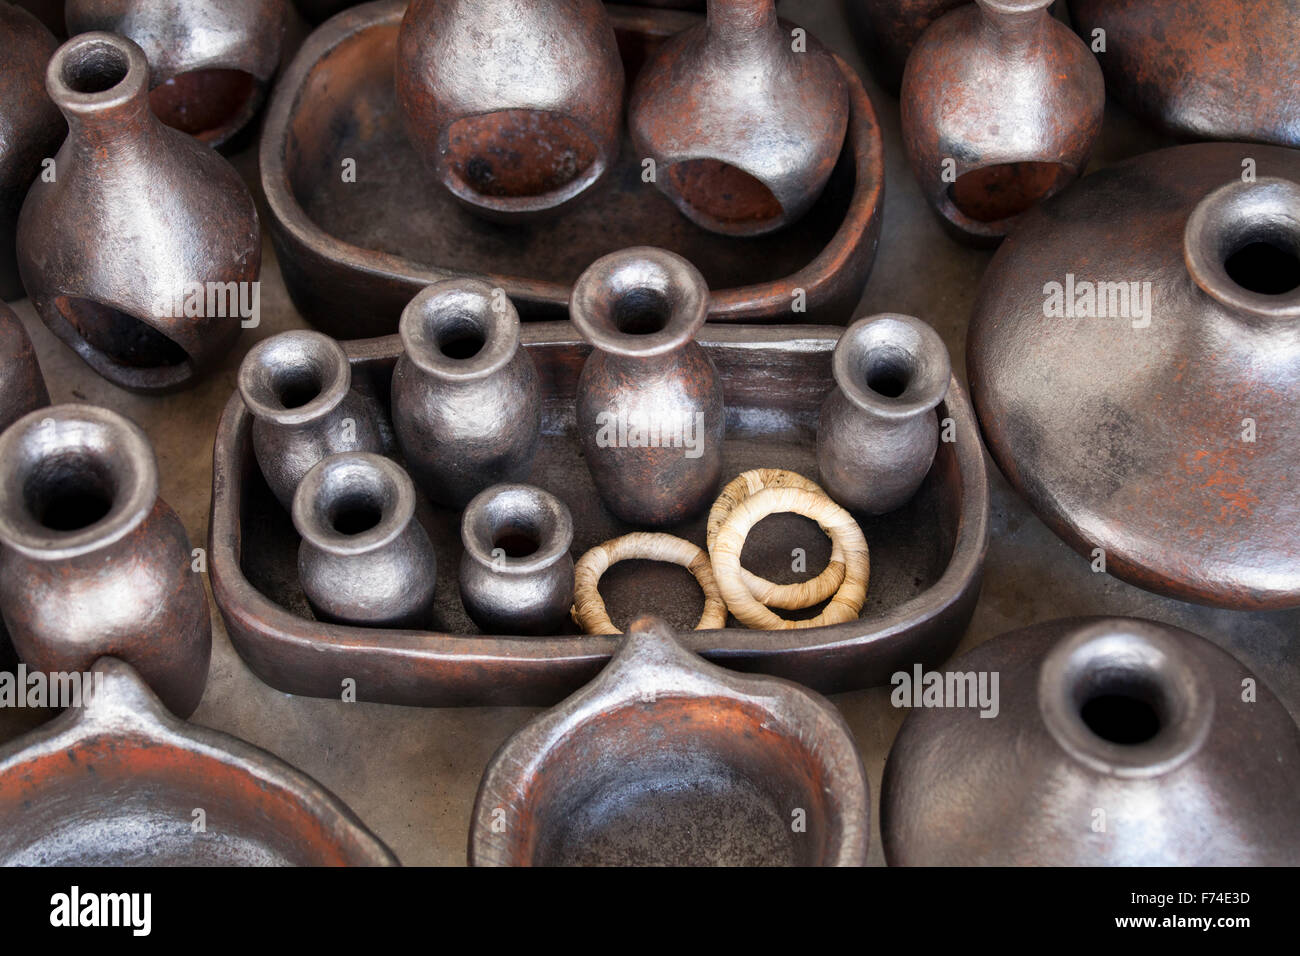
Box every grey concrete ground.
[0,1,1295,866]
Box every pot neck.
[47,32,157,160]
[706,0,779,46]
[975,0,1052,55]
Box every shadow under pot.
[0,657,397,865]
[0,404,212,718]
[881,617,1300,865]
[628,0,849,236]
[292,452,437,629]
[395,0,624,220]
[470,615,871,866]
[16,32,261,394]
[391,278,541,509]
[0,301,49,433]
[817,313,950,515]
[238,329,382,510]
[900,0,1104,245]
[65,0,286,148]
[571,247,724,527]
[459,483,575,636]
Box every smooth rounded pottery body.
[391,279,541,509]
[817,314,950,514]
[0,3,63,301]
[882,617,1300,865]
[293,452,437,628]
[0,302,49,432]
[0,404,211,717]
[844,0,966,94]
[572,248,724,526]
[0,657,397,865]
[65,0,285,146]
[901,0,1104,244]
[470,616,871,866]
[630,0,848,236]
[395,0,624,219]
[459,484,575,636]
[17,33,261,393]
[1069,0,1300,147]
[968,142,1300,609]
[238,330,383,509]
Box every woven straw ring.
[707,468,847,610]
[571,532,729,635]
[712,486,869,630]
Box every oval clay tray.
[208,323,989,707]
[260,1,885,338]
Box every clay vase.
[292,452,437,629]
[391,279,541,509]
[901,0,1104,245]
[65,0,286,147]
[817,314,950,514]
[844,0,966,95]
[470,615,871,866]
[458,483,575,636]
[0,404,212,718]
[629,0,849,236]
[395,0,624,220]
[571,247,725,527]
[882,617,1300,865]
[238,330,383,510]
[0,2,63,301]
[17,32,261,394]
[0,302,49,433]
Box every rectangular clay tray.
[259,1,885,338]
[208,323,989,707]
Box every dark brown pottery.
[207,323,989,707]
[882,617,1300,865]
[470,615,871,866]
[0,302,49,433]
[0,657,397,865]
[901,0,1104,245]
[843,0,966,95]
[260,1,884,335]
[17,32,261,394]
[968,142,1300,609]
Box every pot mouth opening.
[291,453,414,556]
[661,159,786,237]
[50,296,195,390]
[48,32,149,115]
[149,68,259,144]
[834,313,950,418]
[461,483,573,574]
[238,331,350,425]
[570,247,709,358]
[947,161,1071,226]
[399,279,518,380]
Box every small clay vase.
[458,483,575,636]
[292,452,437,629]
[901,0,1104,244]
[0,2,63,301]
[17,32,261,394]
[391,279,541,509]
[571,247,725,527]
[882,617,1300,865]
[817,314,950,515]
[0,302,49,433]
[238,330,383,510]
[0,404,212,718]
[845,0,966,95]
[395,0,624,220]
[629,0,849,236]
[65,0,286,147]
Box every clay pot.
[1069,0,1300,148]
[458,483,575,636]
[882,617,1300,865]
[395,0,624,220]
[817,314,949,515]
[901,0,1104,244]
[571,247,725,526]
[65,0,285,147]
[391,279,541,509]
[0,657,397,865]
[292,452,437,628]
[0,3,63,301]
[470,615,871,866]
[629,0,849,236]
[17,32,261,394]
[968,142,1300,609]
[0,404,211,718]
[238,330,383,510]
[0,302,48,433]
[844,0,966,95]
